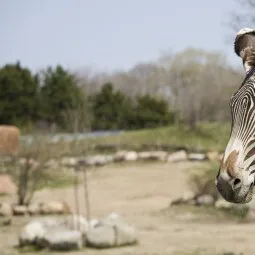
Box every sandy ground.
[1,161,255,255]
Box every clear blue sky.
[1,0,244,72]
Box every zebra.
[216,28,255,204]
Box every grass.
[87,122,231,152]
[21,122,231,158]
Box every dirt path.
[2,161,255,255]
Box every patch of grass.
[86,122,231,152]
[21,122,231,157]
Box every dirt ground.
[1,161,255,255]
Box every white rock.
[85,155,113,166]
[40,201,71,215]
[19,221,46,246]
[196,195,215,206]
[167,150,188,163]
[28,203,41,215]
[124,151,138,161]
[38,229,83,251]
[86,224,116,248]
[114,151,128,162]
[60,157,77,167]
[87,214,137,248]
[188,153,207,161]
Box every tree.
[0,62,39,126]
[91,83,133,130]
[39,65,86,130]
[134,94,174,129]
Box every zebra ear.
[234,28,255,72]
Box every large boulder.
[37,229,83,251]
[0,203,13,217]
[19,221,46,246]
[0,125,20,156]
[86,213,137,248]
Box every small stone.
[196,194,215,206]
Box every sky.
[1,0,246,73]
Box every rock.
[37,229,83,251]
[86,223,115,248]
[86,214,137,248]
[40,201,71,215]
[0,203,12,217]
[196,194,215,206]
[85,155,113,166]
[138,151,168,161]
[167,150,188,163]
[124,151,138,161]
[0,174,17,194]
[60,157,77,168]
[188,153,207,161]
[13,205,27,216]
[215,199,233,209]
[63,215,88,234]
[19,221,46,246]
[114,150,128,162]
[28,203,41,215]
[206,151,221,162]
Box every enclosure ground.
[1,161,254,255]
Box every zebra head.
[216,28,255,203]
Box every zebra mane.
[234,28,255,73]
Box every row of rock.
[16,150,222,170]
[0,201,70,217]
[19,213,137,251]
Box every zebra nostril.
[233,178,242,189]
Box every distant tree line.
[0,48,243,132]
[0,62,174,132]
